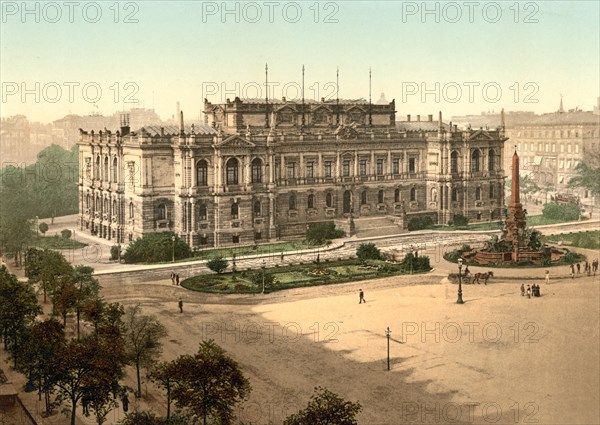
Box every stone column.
[280,153,286,183]
[299,152,305,183]
[387,150,392,179]
[354,151,359,178]
[336,151,341,179]
[318,152,323,180]
[268,152,274,184]
[370,150,375,180]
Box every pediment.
[218,135,256,148]
[468,130,494,141]
[275,104,298,113]
[345,105,366,113]
[313,104,333,113]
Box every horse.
[473,271,494,285]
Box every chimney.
[417,115,421,122]
[282,96,286,102]
[120,113,130,137]
[407,114,411,122]
[179,110,184,135]
[438,111,443,129]
[428,114,433,122]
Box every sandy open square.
[98,266,600,425]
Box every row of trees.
[0,144,79,265]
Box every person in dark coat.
[170,272,175,285]
[359,289,366,304]
[576,263,581,274]
[175,273,180,286]
[520,283,525,296]
[178,298,183,313]
[121,392,129,412]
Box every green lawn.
[543,231,600,250]
[192,240,325,260]
[33,235,87,249]
[432,221,503,231]
[182,259,428,294]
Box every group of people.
[521,283,541,298]
[569,259,599,278]
[170,272,181,285]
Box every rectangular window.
[232,235,240,244]
[575,144,579,154]
[408,158,416,173]
[376,159,384,175]
[552,144,556,153]
[530,142,534,151]
[392,159,399,174]
[538,143,542,151]
[306,162,314,178]
[324,161,332,178]
[343,160,350,177]
[200,236,208,245]
[359,160,367,176]
[523,143,527,152]
[561,144,565,153]
[287,162,296,179]
[545,143,549,152]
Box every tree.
[61,229,72,240]
[39,222,49,235]
[407,216,434,231]
[170,340,252,425]
[568,149,600,196]
[306,223,345,245]
[451,214,469,227]
[54,281,79,327]
[71,265,101,339]
[356,243,382,261]
[249,269,277,292]
[542,203,581,221]
[22,318,65,416]
[284,387,362,425]
[148,360,179,419]
[0,267,41,368]
[123,305,168,398]
[55,322,126,425]
[25,249,72,304]
[207,256,229,274]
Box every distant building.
[77,97,507,247]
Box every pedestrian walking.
[121,392,129,413]
[520,283,525,296]
[280,252,284,263]
[570,264,575,279]
[170,271,175,285]
[359,289,366,304]
[526,285,531,298]
[545,270,550,284]
[576,263,581,274]
[593,259,598,276]
[175,273,180,286]
[178,298,183,313]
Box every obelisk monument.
[505,148,527,260]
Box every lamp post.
[171,235,176,263]
[35,216,39,236]
[457,258,464,304]
[261,259,266,294]
[385,327,391,371]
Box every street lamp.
[385,327,391,371]
[457,258,464,304]
[261,259,266,294]
[35,216,39,236]
[171,235,176,263]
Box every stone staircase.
[352,216,404,238]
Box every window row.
[450,149,497,174]
[93,156,119,182]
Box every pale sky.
[1,0,599,123]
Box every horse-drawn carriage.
[448,270,494,285]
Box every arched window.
[231,202,239,219]
[307,194,315,209]
[86,194,90,208]
[103,198,109,212]
[226,158,239,185]
[451,151,458,174]
[157,204,166,220]
[289,194,297,210]
[410,187,416,202]
[476,187,482,201]
[471,150,480,173]
[451,188,458,202]
[254,200,261,216]
[394,188,400,203]
[112,157,118,182]
[196,160,208,186]
[112,200,117,215]
[378,190,384,204]
[361,190,367,205]
[251,158,262,183]
[489,182,495,199]
[103,156,109,181]
[488,149,495,171]
[129,202,134,218]
[431,188,437,202]
[326,192,333,208]
[95,156,100,180]
[199,204,207,221]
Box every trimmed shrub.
[123,232,192,263]
[356,243,382,261]
[38,222,49,235]
[407,216,434,231]
[110,245,121,261]
[206,256,228,274]
[60,229,72,239]
[452,214,469,227]
[306,223,345,245]
[542,203,581,221]
[400,252,431,273]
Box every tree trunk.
[166,384,171,419]
[76,308,80,340]
[43,285,47,303]
[136,360,141,398]
[70,397,77,425]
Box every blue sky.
[1,0,599,122]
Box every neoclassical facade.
[77,98,507,247]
